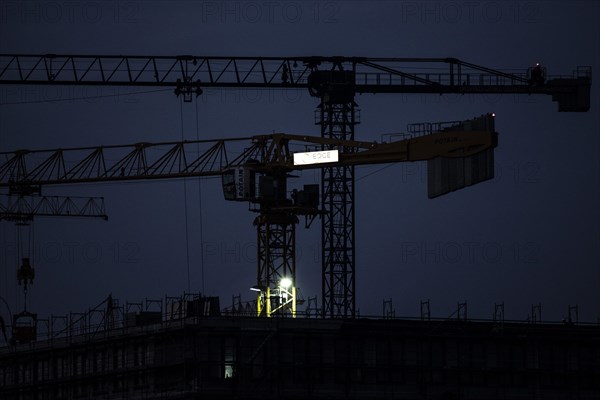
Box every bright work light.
[280,278,292,289]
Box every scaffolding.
[1,305,599,400]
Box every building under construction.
[1,294,599,400]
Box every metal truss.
[0,194,107,222]
[0,128,498,321]
[0,55,591,103]
[0,130,498,190]
[254,212,298,317]
[0,53,591,323]
[319,101,357,319]
[0,136,256,187]
[0,53,591,319]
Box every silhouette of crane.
[0,194,108,343]
[0,194,107,222]
[0,54,591,317]
[1,122,497,316]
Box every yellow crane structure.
[0,114,497,317]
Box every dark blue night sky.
[0,0,598,323]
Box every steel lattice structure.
[0,132,498,188]
[0,128,498,317]
[254,213,298,317]
[0,53,591,318]
[0,54,591,110]
[0,194,107,222]
[318,99,358,318]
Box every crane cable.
[14,224,20,309]
[356,163,397,182]
[180,99,191,292]
[29,222,34,312]
[195,100,206,295]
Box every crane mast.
[0,53,590,318]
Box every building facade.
[1,313,599,399]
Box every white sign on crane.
[293,150,339,166]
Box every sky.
[0,0,598,325]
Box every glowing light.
[280,278,292,289]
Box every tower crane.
[0,115,497,316]
[0,194,108,343]
[0,54,591,318]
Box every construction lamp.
[280,278,292,289]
